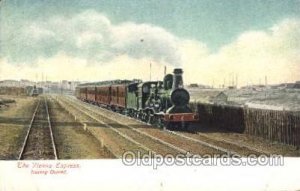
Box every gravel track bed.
[48,98,114,159]
[134,127,225,156]
[21,98,55,160]
[177,131,265,156]
[91,113,186,156]
[64,97,226,156]
[56,97,149,158]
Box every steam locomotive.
[75,68,198,130]
[28,85,43,97]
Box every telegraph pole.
[149,62,152,81]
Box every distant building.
[187,84,211,89]
[227,86,237,89]
[188,83,199,88]
[192,90,228,105]
[210,92,228,104]
[0,80,20,87]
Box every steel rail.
[65,96,246,156]
[66,96,270,157]
[44,97,58,160]
[196,132,271,155]
[18,100,40,160]
[58,98,154,157]
[166,130,241,157]
[53,97,119,158]
[63,97,193,155]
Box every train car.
[110,84,126,110]
[80,87,87,100]
[31,86,39,97]
[86,86,96,103]
[95,85,111,106]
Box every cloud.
[0,10,182,66]
[182,18,300,86]
[0,10,299,87]
[0,54,170,82]
[111,22,182,66]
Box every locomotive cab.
[136,81,163,122]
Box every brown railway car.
[79,87,87,100]
[95,85,111,106]
[86,86,96,102]
[110,84,126,109]
[75,87,86,101]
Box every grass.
[0,95,37,159]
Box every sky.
[0,0,299,86]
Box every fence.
[190,103,300,147]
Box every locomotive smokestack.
[172,68,183,90]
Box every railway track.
[64,96,271,157]
[58,96,209,156]
[166,131,269,156]
[61,96,234,157]
[18,97,57,160]
[55,97,150,158]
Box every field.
[0,95,37,159]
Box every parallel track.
[63,96,234,156]
[58,97,195,156]
[166,130,240,156]
[65,95,270,157]
[56,98,150,158]
[18,97,58,160]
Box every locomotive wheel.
[143,112,149,123]
[147,110,155,124]
[134,111,139,119]
[138,111,145,121]
[155,116,164,129]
